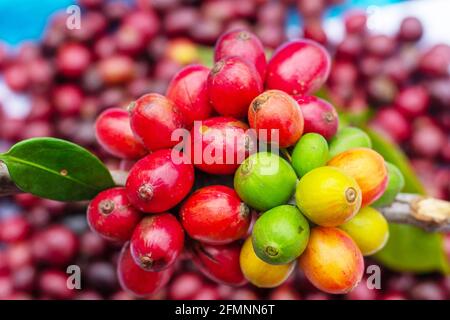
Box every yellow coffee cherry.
[339,206,389,256]
[240,237,294,288]
[296,167,362,227]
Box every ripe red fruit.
[87,187,142,242]
[294,95,338,140]
[208,56,263,119]
[419,44,450,77]
[249,90,304,147]
[123,10,160,41]
[344,10,367,34]
[130,214,184,272]
[117,243,173,297]
[188,117,254,175]
[129,93,186,151]
[411,118,446,158]
[0,216,30,243]
[4,64,29,92]
[166,64,213,127]
[31,225,78,266]
[180,185,251,245]
[52,84,83,117]
[191,241,247,286]
[97,55,136,85]
[364,35,396,57]
[394,85,429,118]
[370,108,411,143]
[168,272,204,300]
[56,43,91,78]
[126,149,194,213]
[214,29,267,80]
[115,24,146,56]
[398,17,423,42]
[95,108,147,159]
[38,270,75,300]
[265,39,331,96]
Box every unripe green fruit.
[372,162,405,208]
[291,133,329,177]
[252,205,310,264]
[339,206,389,256]
[328,127,372,159]
[234,152,297,211]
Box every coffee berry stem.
[0,162,449,231]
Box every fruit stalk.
[0,162,448,231]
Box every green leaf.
[365,128,425,194]
[0,138,115,201]
[374,224,450,274]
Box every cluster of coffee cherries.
[90,28,402,297]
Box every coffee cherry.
[291,133,329,177]
[234,152,297,211]
[129,93,186,151]
[373,162,405,208]
[265,39,331,96]
[87,187,142,242]
[328,127,372,159]
[370,108,411,143]
[398,17,423,42]
[0,216,30,243]
[328,148,388,206]
[126,149,194,213]
[248,90,304,148]
[208,56,263,118]
[52,84,84,117]
[98,55,136,85]
[394,85,429,118]
[168,272,204,300]
[240,237,295,288]
[340,206,389,256]
[38,270,75,300]
[56,42,91,78]
[130,214,184,272]
[95,108,147,160]
[419,44,450,77]
[252,205,310,264]
[180,185,250,244]
[214,29,267,80]
[188,117,254,175]
[296,167,362,227]
[32,225,78,266]
[166,64,213,127]
[344,10,367,34]
[117,243,173,297]
[299,227,364,294]
[294,96,338,140]
[191,241,247,286]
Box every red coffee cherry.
[208,56,263,119]
[191,241,247,286]
[180,185,251,245]
[249,90,304,148]
[214,29,267,80]
[95,108,147,160]
[129,93,186,151]
[294,95,338,140]
[87,187,142,242]
[166,64,213,127]
[188,117,254,175]
[117,243,173,298]
[56,42,91,78]
[130,213,184,272]
[126,149,194,213]
[265,39,331,96]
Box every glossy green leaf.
[0,138,115,201]
[374,224,450,274]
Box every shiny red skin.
[166,64,213,127]
[31,225,78,266]
[95,108,147,160]
[208,56,263,119]
[188,117,254,175]
[180,185,251,244]
[52,84,83,117]
[168,272,204,300]
[126,149,194,213]
[249,90,304,147]
[56,43,91,78]
[123,10,159,41]
[117,243,173,298]
[265,40,331,96]
[38,270,75,300]
[191,241,247,286]
[294,95,339,140]
[394,86,429,118]
[129,93,186,151]
[87,187,142,242]
[130,213,184,272]
[214,29,267,80]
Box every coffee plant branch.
[0,163,449,232]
